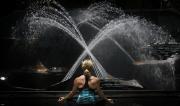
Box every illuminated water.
[11,1,177,90]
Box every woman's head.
[81,59,93,77]
[81,59,93,71]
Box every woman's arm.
[96,79,108,101]
[96,79,114,104]
[64,80,78,99]
[58,79,78,103]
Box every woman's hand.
[58,97,65,103]
[107,98,114,104]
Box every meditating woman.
[58,59,113,106]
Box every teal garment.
[76,88,96,104]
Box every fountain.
[10,0,177,90]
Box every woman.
[58,59,113,106]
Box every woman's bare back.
[75,75,99,90]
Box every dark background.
[0,0,180,90]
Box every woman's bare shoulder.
[91,76,99,81]
[74,75,84,82]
